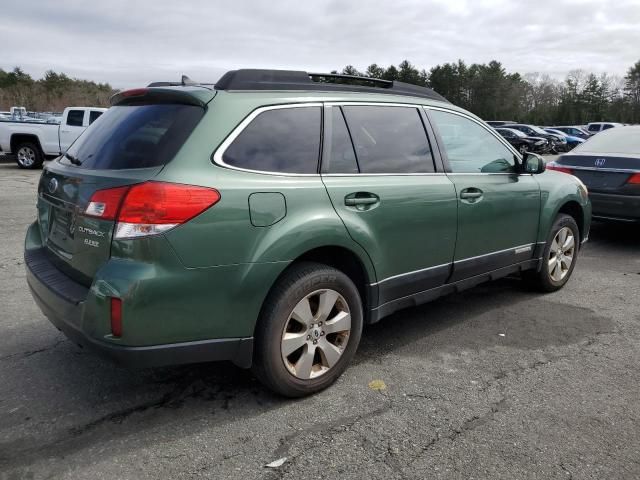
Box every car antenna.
[181,75,196,86]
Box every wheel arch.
[10,133,43,154]
[557,200,585,244]
[256,244,378,332]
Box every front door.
[426,108,541,281]
[321,104,458,306]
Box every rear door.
[58,109,87,152]
[426,108,541,281]
[321,104,457,305]
[38,102,204,285]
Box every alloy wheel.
[281,289,351,380]
[548,226,575,282]
[17,146,36,167]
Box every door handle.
[344,192,380,210]
[459,188,483,201]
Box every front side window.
[222,106,321,174]
[341,106,434,173]
[429,109,516,173]
[66,110,84,127]
[588,124,600,132]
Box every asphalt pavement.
[1,163,639,479]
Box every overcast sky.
[2,0,639,88]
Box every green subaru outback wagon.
[25,69,591,397]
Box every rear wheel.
[15,142,43,169]
[252,262,363,397]
[524,214,579,292]
[518,144,527,155]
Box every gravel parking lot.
[1,162,639,479]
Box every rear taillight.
[110,297,122,337]
[84,182,220,239]
[627,173,640,184]
[547,164,573,174]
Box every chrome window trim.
[212,103,324,177]
[323,102,438,176]
[322,172,446,177]
[423,105,525,166]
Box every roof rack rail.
[214,69,447,102]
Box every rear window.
[62,104,203,170]
[573,127,640,155]
[221,106,321,174]
[89,110,103,125]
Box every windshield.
[573,127,640,155]
[61,104,204,170]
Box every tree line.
[2,60,640,125]
[332,59,640,125]
[0,67,114,112]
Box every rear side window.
[89,111,103,125]
[342,106,434,173]
[63,104,204,170]
[66,110,84,127]
[588,124,600,132]
[222,107,321,174]
[323,107,358,174]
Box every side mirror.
[522,153,546,174]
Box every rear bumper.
[25,246,254,368]
[590,192,640,223]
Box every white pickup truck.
[0,106,107,169]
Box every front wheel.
[15,142,43,169]
[523,214,580,292]
[518,144,528,155]
[252,262,363,397]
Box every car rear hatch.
[35,87,212,285]
[554,154,640,193]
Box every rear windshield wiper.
[63,152,82,166]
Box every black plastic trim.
[25,248,89,305]
[369,259,540,323]
[377,264,451,304]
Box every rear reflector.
[547,164,573,174]
[110,297,122,337]
[83,182,220,239]
[627,173,640,184]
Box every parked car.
[495,127,550,155]
[25,69,591,397]
[501,124,567,153]
[548,126,592,140]
[548,125,639,223]
[485,120,517,127]
[544,128,585,151]
[0,106,107,169]
[586,122,623,134]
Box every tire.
[252,262,363,397]
[524,214,580,292]
[518,144,527,155]
[15,142,43,169]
